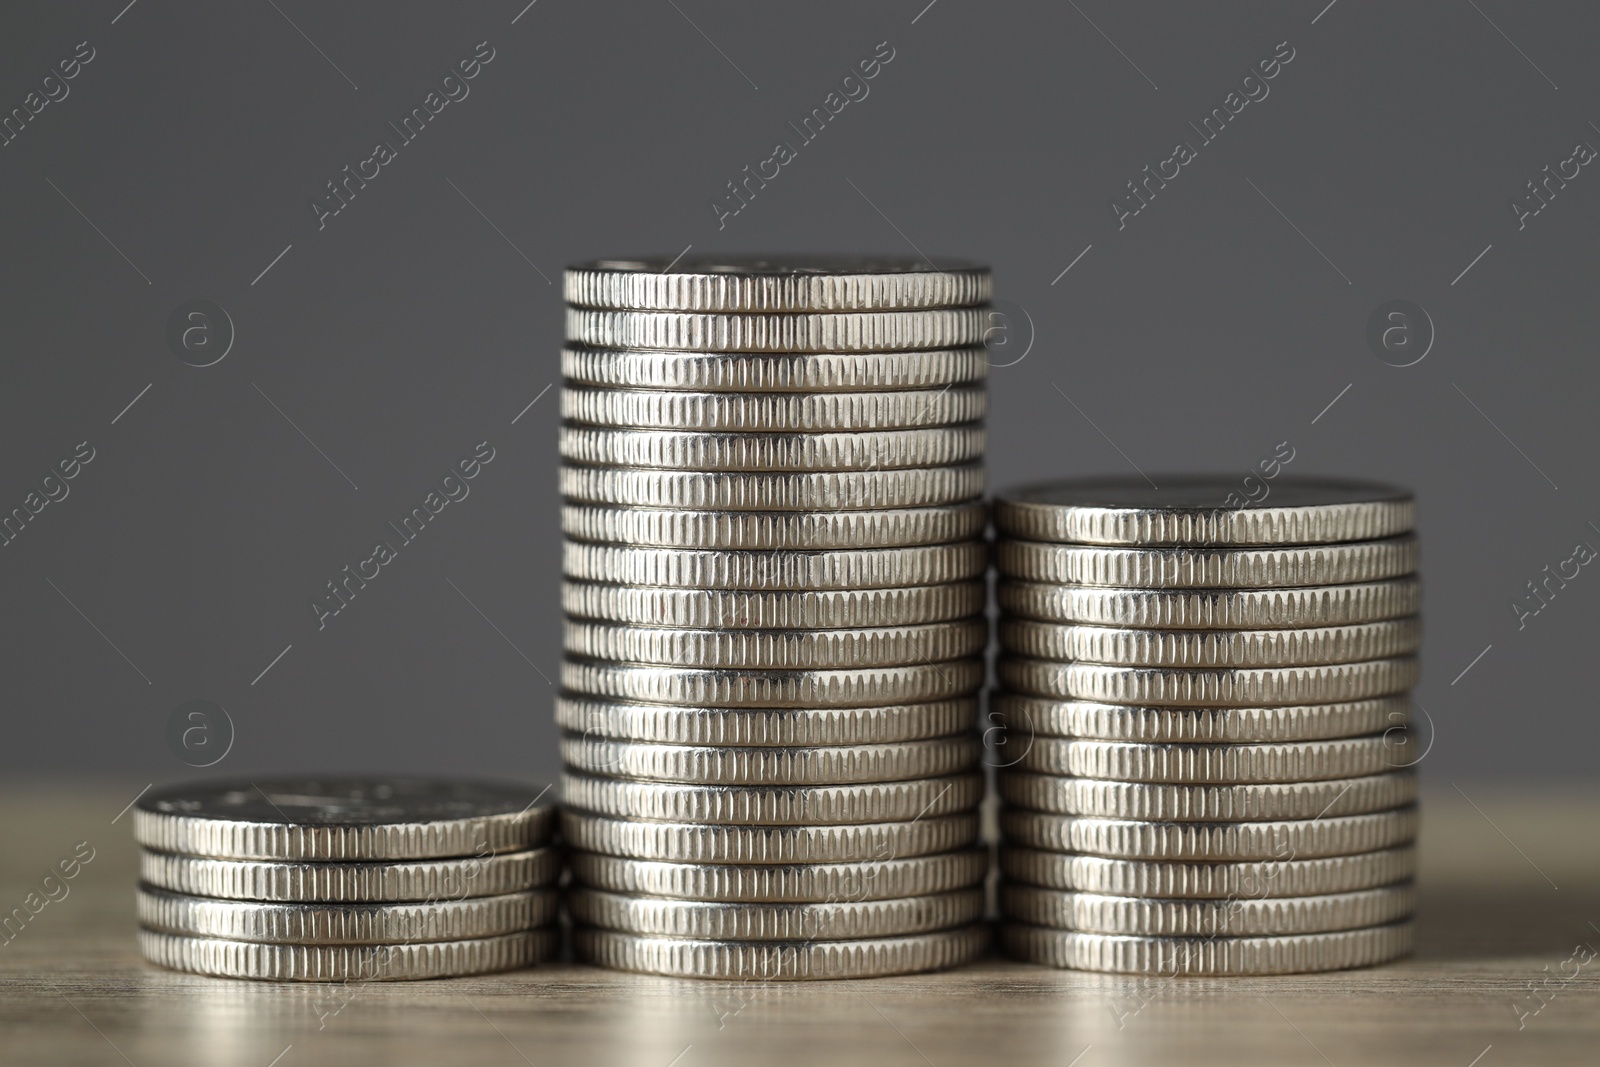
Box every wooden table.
[2,784,1596,1066]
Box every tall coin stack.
[990,477,1421,975]
[558,258,994,979]
[134,779,560,980]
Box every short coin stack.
[558,258,994,979]
[134,778,559,980]
[991,477,1421,975]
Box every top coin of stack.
[558,258,994,980]
[989,476,1421,976]
[133,778,560,981]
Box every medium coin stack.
[133,778,559,980]
[990,477,1421,975]
[558,257,993,979]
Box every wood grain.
[1,783,1596,1066]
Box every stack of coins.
[990,477,1421,975]
[133,778,559,981]
[558,258,994,979]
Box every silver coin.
[570,886,985,941]
[996,656,1419,706]
[563,257,992,312]
[139,846,561,902]
[996,770,1418,821]
[993,476,1414,546]
[999,845,1416,899]
[573,925,990,980]
[138,928,557,982]
[132,778,555,861]
[1001,883,1415,937]
[562,385,986,431]
[561,771,984,825]
[559,424,985,472]
[1012,735,1404,783]
[570,849,990,902]
[564,542,987,590]
[561,345,988,392]
[562,580,986,629]
[1000,807,1418,861]
[560,463,985,510]
[995,536,1418,588]
[554,694,978,746]
[563,619,987,670]
[998,578,1422,629]
[999,618,1422,668]
[559,733,981,785]
[999,921,1413,974]
[562,809,979,863]
[136,884,558,944]
[562,503,988,550]
[987,692,1411,743]
[566,308,988,353]
[562,658,984,708]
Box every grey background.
[1,1,1594,785]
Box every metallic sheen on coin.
[559,463,984,511]
[561,345,988,392]
[993,476,1414,546]
[562,386,986,431]
[999,920,1414,974]
[569,886,985,940]
[561,580,985,629]
[996,770,1418,821]
[139,847,561,902]
[559,424,985,472]
[1000,807,1418,860]
[562,503,987,550]
[564,619,987,670]
[555,694,977,746]
[138,929,557,981]
[561,771,984,825]
[998,845,1416,899]
[1012,735,1405,783]
[998,578,1422,629]
[563,257,992,312]
[996,536,1418,589]
[999,618,1422,668]
[132,778,555,861]
[560,733,981,785]
[562,658,984,708]
[573,925,990,979]
[1000,883,1414,936]
[986,692,1411,743]
[136,884,558,943]
[997,656,1419,706]
[566,307,988,353]
[562,809,979,863]
[569,850,989,903]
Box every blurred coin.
[1001,882,1414,936]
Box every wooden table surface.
[2,783,1596,1067]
